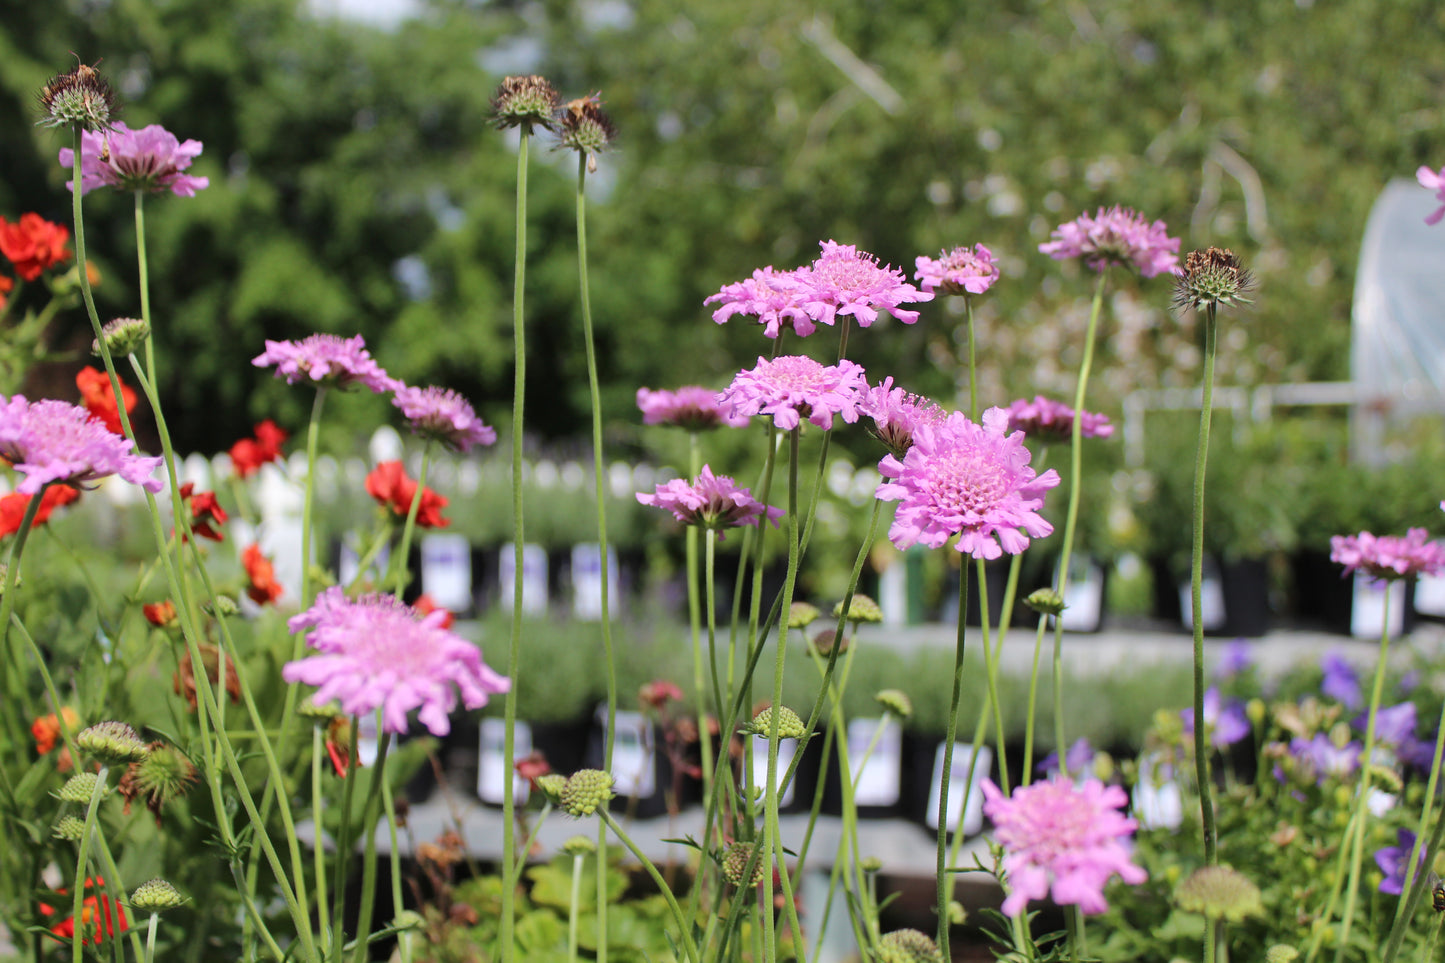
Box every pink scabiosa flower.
[1005,396,1114,443]
[1040,206,1181,278]
[705,266,816,339]
[875,408,1061,560]
[282,587,509,736]
[858,376,948,458]
[636,465,783,538]
[58,123,209,197]
[636,386,751,430]
[914,244,1000,296]
[982,775,1147,917]
[0,396,163,495]
[1330,529,1445,581]
[718,355,867,431]
[796,240,932,328]
[253,334,399,394]
[393,385,496,453]
[1418,166,1445,226]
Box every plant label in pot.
[571,543,619,620]
[421,532,473,612]
[500,542,548,614]
[1351,573,1405,638]
[925,743,992,836]
[751,733,800,808]
[1133,750,1183,830]
[1178,558,1227,633]
[478,717,530,805]
[850,716,903,809]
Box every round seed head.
[557,95,616,159]
[56,771,107,803]
[76,721,149,764]
[1024,588,1066,617]
[721,842,766,887]
[834,593,883,624]
[1266,946,1300,963]
[38,60,119,131]
[810,627,850,655]
[876,928,944,963]
[1175,865,1263,922]
[92,318,150,358]
[491,75,560,132]
[560,769,613,817]
[130,878,186,913]
[744,705,805,740]
[787,601,820,629]
[53,815,87,841]
[1174,247,1254,312]
[874,689,912,720]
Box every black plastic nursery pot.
[1290,548,1418,636]
[1156,554,1273,638]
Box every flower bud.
[76,721,149,764]
[877,928,944,963]
[721,842,766,887]
[535,774,567,804]
[874,689,912,720]
[92,318,150,358]
[560,770,613,817]
[53,816,87,841]
[1024,588,1065,617]
[57,772,107,803]
[562,835,597,858]
[130,878,186,913]
[1174,865,1263,922]
[787,602,820,629]
[833,593,883,624]
[743,705,805,740]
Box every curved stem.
[599,811,700,963]
[1190,302,1219,863]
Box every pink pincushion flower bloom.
[719,355,868,431]
[982,775,1147,917]
[58,123,209,197]
[1005,396,1114,443]
[0,395,163,495]
[875,407,1061,560]
[914,244,1000,296]
[1330,529,1445,581]
[796,240,932,329]
[283,587,509,736]
[637,386,751,430]
[1040,206,1181,278]
[393,385,496,452]
[636,465,783,538]
[1418,166,1445,226]
[253,334,399,394]
[705,267,817,339]
[859,376,948,457]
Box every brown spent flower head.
[38,59,119,131]
[557,94,616,169]
[117,741,197,824]
[1174,247,1254,312]
[810,627,850,656]
[876,928,944,963]
[491,75,560,132]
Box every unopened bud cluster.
[743,705,805,740]
[93,318,150,358]
[876,928,944,963]
[559,769,613,817]
[721,842,766,887]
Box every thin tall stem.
[936,572,969,956]
[1190,301,1220,864]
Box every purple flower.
[636,465,783,538]
[1356,701,1418,748]
[636,386,751,431]
[1321,652,1362,709]
[1036,737,1096,778]
[718,355,868,431]
[1181,687,1251,750]
[875,407,1062,560]
[858,376,948,457]
[392,385,496,453]
[1005,396,1114,443]
[1039,206,1181,278]
[1375,828,1425,895]
[253,334,400,394]
[58,123,209,197]
[914,244,1000,296]
[982,775,1147,917]
[705,267,816,339]
[0,395,163,495]
[282,587,509,736]
[1290,733,1361,783]
[795,240,932,329]
[1419,166,1445,226]
[1330,529,1445,581]
[1213,640,1255,679]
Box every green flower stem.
[312,726,333,954]
[599,811,701,963]
[936,571,969,956]
[974,561,1009,793]
[501,125,533,963]
[686,527,728,934]
[330,720,363,963]
[1384,694,1445,962]
[345,525,394,594]
[381,766,409,963]
[389,442,434,598]
[143,914,159,963]
[299,386,327,609]
[506,803,553,890]
[70,765,109,963]
[1190,301,1219,864]
[1020,618,1050,785]
[349,726,392,963]
[568,853,584,963]
[1051,270,1109,775]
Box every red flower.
[31,707,80,756]
[242,543,283,605]
[40,877,128,947]
[75,366,138,435]
[413,593,455,629]
[325,716,359,777]
[0,275,12,311]
[639,679,684,711]
[0,484,80,536]
[178,482,228,542]
[365,460,450,528]
[229,419,289,478]
[143,600,178,627]
[515,751,552,789]
[0,214,71,281]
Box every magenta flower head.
[1419,166,1445,226]
[253,334,399,394]
[58,123,209,197]
[393,385,496,452]
[283,587,509,736]
[796,240,932,329]
[636,386,751,431]
[859,376,948,458]
[914,244,1000,297]
[1005,396,1114,443]
[0,395,163,495]
[719,355,868,431]
[982,775,1147,917]
[875,407,1062,560]
[1040,206,1181,278]
[1330,528,1445,582]
[636,465,783,538]
[705,267,816,339]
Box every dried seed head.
[38,59,119,131]
[560,769,613,817]
[1174,247,1254,312]
[834,593,883,624]
[557,94,616,162]
[118,742,197,823]
[491,75,560,132]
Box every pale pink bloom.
[859,376,949,457]
[393,385,496,452]
[636,386,750,430]
[0,395,163,495]
[795,240,932,328]
[1418,166,1445,226]
[718,355,868,431]
[636,465,783,538]
[253,333,399,394]
[875,407,1061,560]
[1330,529,1445,581]
[59,123,209,197]
[283,588,509,736]
[982,775,1147,917]
[705,266,816,338]
[914,244,1000,296]
[1005,396,1114,443]
[1040,206,1180,278]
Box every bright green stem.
[144,914,159,963]
[382,767,409,963]
[501,125,532,963]
[312,727,333,954]
[1021,617,1050,786]
[330,722,363,963]
[936,572,969,955]
[599,811,700,963]
[390,444,433,598]
[299,387,328,609]
[685,527,726,934]
[1384,691,1445,962]
[965,296,979,420]
[70,765,108,963]
[1190,302,1219,864]
[568,854,584,963]
[349,728,393,963]
[975,560,1009,793]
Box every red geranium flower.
[40,877,128,947]
[229,419,289,478]
[515,751,552,789]
[242,543,283,605]
[325,716,359,777]
[31,707,80,756]
[412,593,455,629]
[0,214,71,281]
[0,275,12,311]
[365,460,450,529]
[0,484,80,537]
[75,366,138,435]
[143,600,178,627]
[177,482,228,542]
